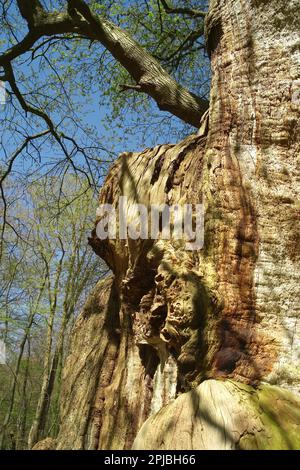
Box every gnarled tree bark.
[36,0,300,450]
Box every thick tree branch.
[159,0,206,18]
[68,0,208,127]
[16,0,45,28]
[0,0,209,128]
[0,9,89,66]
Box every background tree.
[0,176,107,449]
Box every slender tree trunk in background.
[28,253,64,449]
[0,281,45,449]
[38,340,63,437]
[16,342,30,449]
[28,244,98,447]
[27,309,55,449]
[1,326,32,449]
[38,306,71,438]
[35,0,300,450]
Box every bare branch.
[159,0,206,18]
[155,26,205,64]
[2,62,91,185]
[0,10,88,66]
[0,130,50,260]
[120,84,143,92]
[0,130,50,186]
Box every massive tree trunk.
[35,0,300,450]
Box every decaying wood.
[38,0,300,450]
